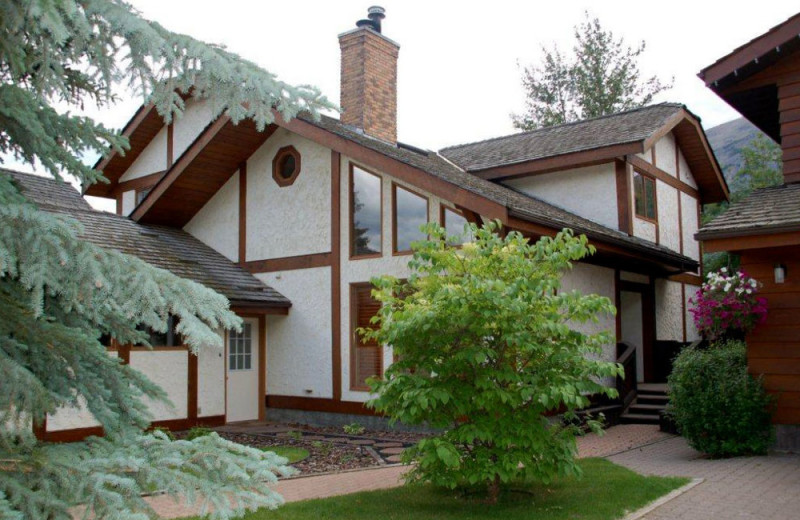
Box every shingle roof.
[5,169,290,307]
[439,103,685,171]
[696,183,800,239]
[301,114,697,270]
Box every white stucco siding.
[657,183,680,253]
[654,133,678,177]
[681,192,700,262]
[130,350,188,421]
[184,171,240,262]
[559,263,617,364]
[655,280,684,341]
[173,100,216,158]
[121,190,136,216]
[678,149,698,189]
[246,129,330,261]
[120,126,168,182]
[503,163,618,229]
[633,216,657,243]
[47,351,119,431]
[257,267,333,398]
[685,284,701,342]
[198,339,225,417]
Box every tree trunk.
[487,474,501,504]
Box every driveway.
[609,436,800,519]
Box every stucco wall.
[681,191,700,262]
[47,351,119,431]
[184,171,240,262]
[685,284,701,342]
[655,279,684,341]
[130,349,188,421]
[657,184,680,252]
[503,163,618,229]
[655,133,677,177]
[246,128,331,261]
[560,263,617,367]
[198,339,226,417]
[257,267,333,399]
[120,126,168,182]
[121,190,136,216]
[633,216,657,243]
[678,149,698,189]
[173,100,215,159]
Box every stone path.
[609,436,800,519]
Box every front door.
[226,318,260,422]
[619,282,655,383]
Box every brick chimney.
[339,6,399,144]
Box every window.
[441,206,472,245]
[633,172,657,220]
[228,323,253,371]
[272,145,301,187]
[392,184,428,254]
[351,283,382,390]
[350,165,382,257]
[135,315,182,347]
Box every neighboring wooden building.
[698,12,800,450]
[16,7,728,439]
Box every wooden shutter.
[351,284,382,390]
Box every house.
[697,12,800,450]
[25,7,728,439]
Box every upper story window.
[272,145,301,187]
[633,172,657,221]
[392,184,428,254]
[350,165,382,258]
[441,206,471,245]
[135,187,152,205]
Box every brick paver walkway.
[609,436,800,519]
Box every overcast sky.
[5,1,799,210]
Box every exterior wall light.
[774,263,787,284]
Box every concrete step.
[637,394,669,405]
[619,413,661,425]
[629,403,666,412]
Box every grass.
[191,458,687,520]
[259,446,310,464]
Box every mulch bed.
[284,422,430,444]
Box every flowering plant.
[690,268,767,341]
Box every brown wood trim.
[272,145,302,187]
[615,159,632,234]
[187,350,198,420]
[238,162,247,264]
[274,114,508,222]
[32,416,46,441]
[40,426,104,443]
[331,151,342,401]
[115,195,123,215]
[243,252,332,273]
[628,155,700,199]
[349,162,384,259]
[472,142,643,181]
[643,110,686,156]
[651,145,657,166]
[129,345,190,352]
[456,205,482,226]
[701,231,800,253]
[258,315,266,421]
[614,269,622,341]
[113,171,166,195]
[118,342,131,364]
[131,115,232,221]
[265,395,379,416]
[38,415,226,443]
[667,273,703,285]
[167,122,174,169]
[230,305,290,315]
[95,103,156,173]
[677,184,684,255]
[392,182,430,255]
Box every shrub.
[366,222,620,503]
[690,268,767,341]
[343,423,365,436]
[668,340,774,457]
[186,426,215,440]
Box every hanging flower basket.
[689,268,768,342]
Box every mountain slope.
[705,117,769,181]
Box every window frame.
[391,182,429,256]
[135,186,153,206]
[440,205,473,245]
[349,163,383,259]
[349,282,383,391]
[228,322,253,372]
[633,171,658,222]
[272,145,302,187]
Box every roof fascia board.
[699,229,800,253]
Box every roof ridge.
[439,102,685,152]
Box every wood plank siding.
[778,54,800,183]
[742,246,800,424]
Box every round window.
[272,146,301,187]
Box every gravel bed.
[283,422,430,444]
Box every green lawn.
[195,458,686,520]
[259,446,310,464]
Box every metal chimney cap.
[368,6,386,18]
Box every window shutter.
[352,284,382,389]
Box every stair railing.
[616,342,638,409]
